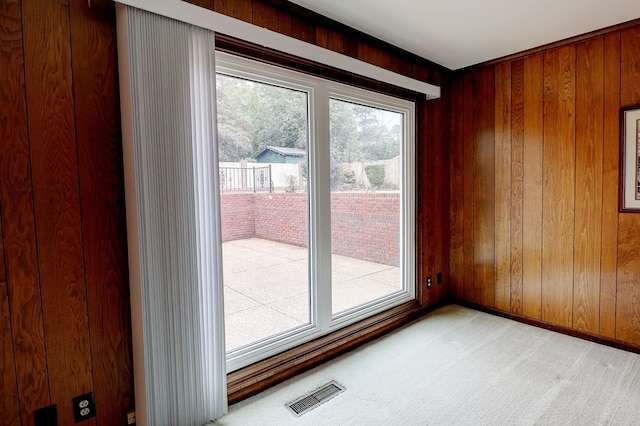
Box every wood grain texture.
[291,15,316,44]
[541,46,576,327]
[573,39,604,334]
[462,73,475,301]
[0,215,21,426]
[214,0,252,21]
[252,1,279,31]
[416,100,428,306]
[276,8,294,37]
[452,22,640,350]
[521,54,544,320]
[449,78,465,299]
[391,55,413,79]
[377,49,392,70]
[510,60,524,314]
[22,1,94,424]
[358,42,378,66]
[616,27,640,345]
[472,67,496,307]
[494,62,512,312]
[620,27,640,104]
[428,97,447,303]
[599,33,621,338]
[0,0,50,422]
[184,0,215,9]
[0,218,4,283]
[315,26,346,55]
[69,0,135,423]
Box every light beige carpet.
[213,305,640,425]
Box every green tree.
[216,75,255,161]
[353,104,400,161]
[216,75,308,161]
[250,83,308,155]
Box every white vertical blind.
[116,5,227,425]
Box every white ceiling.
[287,0,640,70]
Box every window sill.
[227,299,443,404]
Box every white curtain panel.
[116,5,227,425]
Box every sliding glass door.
[216,52,415,371]
[329,98,405,317]
[216,73,311,353]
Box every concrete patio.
[222,238,401,351]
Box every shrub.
[341,164,356,184]
[285,174,297,193]
[365,164,385,188]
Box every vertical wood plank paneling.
[22,1,94,424]
[316,25,330,48]
[214,0,252,21]
[69,0,135,423]
[472,67,496,307]
[416,102,435,306]
[616,27,640,345]
[522,54,544,319]
[439,88,451,299]
[0,0,50,422]
[185,0,215,9]
[0,214,21,426]
[599,33,621,338]
[391,56,413,78]
[412,63,429,83]
[292,15,316,44]
[329,30,345,54]
[417,100,429,306]
[316,27,345,54]
[573,39,604,333]
[342,37,359,58]
[462,73,475,301]
[358,42,378,66]
[450,78,465,299]
[377,49,392,70]
[494,63,512,311]
[252,1,279,31]
[510,60,525,314]
[542,46,576,327]
[276,8,294,37]
[429,97,447,302]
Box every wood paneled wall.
[450,22,640,346]
[0,0,133,425]
[1,0,449,424]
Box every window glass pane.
[217,74,310,352]
[329,98,404,315]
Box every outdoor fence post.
[253,166,256,193]
[269,164,273,193]
[241,159,247,190]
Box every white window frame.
[217,52,416,372]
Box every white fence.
[219,157,400,192]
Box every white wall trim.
[113,0,441,99]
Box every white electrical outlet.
[72,392,96,422]
[127,410,136,425]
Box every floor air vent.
[286,381,345,417]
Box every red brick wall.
[220,192,400,266]
[330,193,400,266]
[254,193,309,247]
[221,193,255,242]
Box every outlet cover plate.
[34,404,58,426]
[72,392,96,423]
